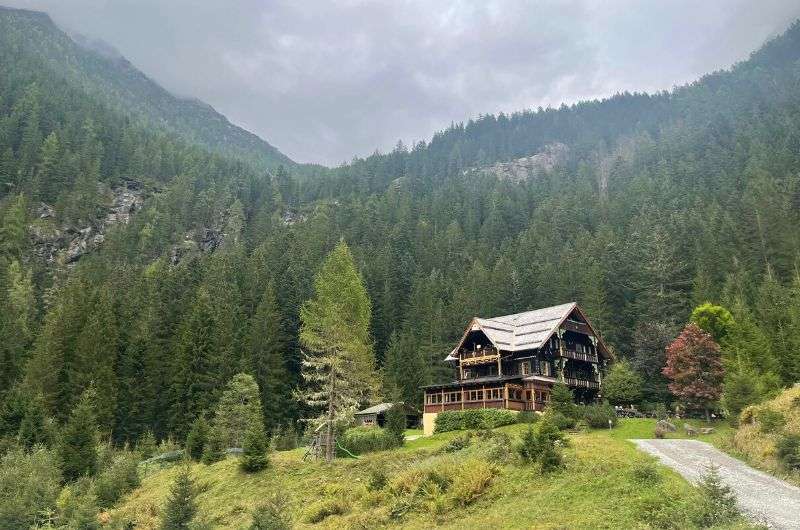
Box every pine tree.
[201,428,226,465]
[185,417,209,462]
[240,423,270,472]
[248,283,291,431]
[161,466,196,530]
[213,373,263,448]
[298,240,377,461]
[18,395,49,448]
[171,288,218,438]
[0,259,35,399]
[59,388,99,481]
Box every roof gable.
[446,302,611,360]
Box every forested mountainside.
[1,5,800,447]
[0,7,293,170]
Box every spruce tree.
[201,428,226,465]
[213,373,263,448]
[161,466,196,530]
[298,240,377,461]
[18,395,49,449]
[185,417,209,462]
[248,282,291,431]
[171,288,218,438]
[59,388,99,482]
[240,423,270,473]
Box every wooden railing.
[460,347,500,366]
[562,320,591,335]
[564,377,600,390]
[560,349,598,363]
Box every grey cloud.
[6,0,800,165]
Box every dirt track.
[632,439,800,529]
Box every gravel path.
[632,439,800,529]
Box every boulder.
[656,420,677,432]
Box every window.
[467,390,484,401]
[463,369,474,379]
[445,392,461,403]
[487,365,498,376]
[525,390,532,401]
[362,418,375,426]
[426,393,443,405]
[520,361,531,376]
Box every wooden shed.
[354,402,420,428]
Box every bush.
[692,464,739,527]
[0,446,62,529]
[654,425,666,439]
[250,493,291,530]
[755,409,786,434]
[582,403,617,429]
[93,451,141,507]
[543,411,573,431]
[303,498,348,523]
[433,409,517,433]
[450,459,496,506]
[58,477,100,529]
[516,417,565,471]
[137,430,157,459]
[515,411,539,424]
[437,433,472,454]
[367,466,388,491]
[385,406,407,446]
[339,427,398,455]
[186,417,209,461]
[776,434,800,471]
[161,467,196,529]
[240,426,270,473]
[201,428,226,465]
[629,461,661,485]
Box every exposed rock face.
[467,142,569,182]
[29,180,149,266]
[281,209,307,226]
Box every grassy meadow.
[108,419,759,529]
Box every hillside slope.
[0,6,293,169]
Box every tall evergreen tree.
[58,388,99,482]
[298,240,377,461]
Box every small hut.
[354,402,420,428]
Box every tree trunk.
[325,377,335,462]
[705,407,710,422]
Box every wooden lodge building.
[421,302,612,435]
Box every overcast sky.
[7,1,800,165]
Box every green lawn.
[109,420,756,529]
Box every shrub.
[58,477,100,529]
[367,466,388,491]
[250,493,291,530]
[654,425,666,439]
[630,461,661,485]
[692,464,739,527]
[0,446,61,529]
[450,459,496,506]
[240,425,270,473]
[515,411,539,424]
[776,434,800,471]
[755,409,786,434]
[385,406,407,446]
[543,411,573,431]
[547,383,579,427]
[516,417,565,471]
[582,403,617,429]
[303,498,348,523]
[433,409,517,433]
[93,451,141,507]
[186,417,209,462]
[437,433,472,454]
[201,428,226,465]
[161,466,196,529]
[339,427,398,455]
[137,430,157,459]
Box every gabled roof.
[445,302,611,361]
[354,403,396,415]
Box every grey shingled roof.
[445,302,585,361]
[354,402,397,415]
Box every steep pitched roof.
[445,302,611,361]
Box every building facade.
[421,302,612,435]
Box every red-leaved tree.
[663,323,724,420]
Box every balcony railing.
[560,349,598,363]
[564,377,600,390]
[460,347,500,366]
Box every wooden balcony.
[562,320,591,335]
[564,377,600,390]
[460,348,500,366]
[560,349,598,363]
